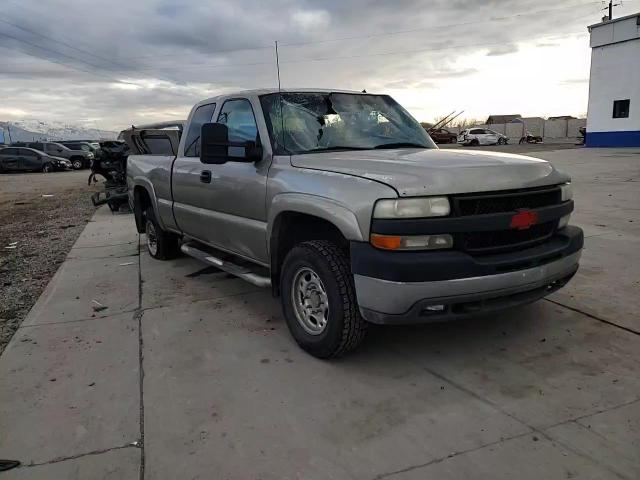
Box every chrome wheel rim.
[146,220,158,256]
[291,267,329,335]
[73,160,82,169]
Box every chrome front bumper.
[355,251,581,324]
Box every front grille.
[452,187,562,254]
[459,222,556,254]
[454,187,561,216]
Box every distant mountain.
[0,120,117,143]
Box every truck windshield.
[260,92,435,155]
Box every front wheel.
[280,240,367,358]
[42,163,52,173]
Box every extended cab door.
[172,97,271,264]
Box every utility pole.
[605,0,621,20]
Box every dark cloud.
[0,0,634,128]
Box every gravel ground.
[0,170,100,353]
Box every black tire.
[470,139,479,146]
[497,138,505,145]
[42,163,52,173]
[144,207,179,260]
[71,157,84,170]
[280,240,366,358]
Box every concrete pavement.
[0,147,638,479]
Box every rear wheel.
[144,207,179,260]
[280,240,366,358]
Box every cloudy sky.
[1,0,639,131]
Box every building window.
[612,99,630,119]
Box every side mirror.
[200,122,262,164]
[201,123,230,164]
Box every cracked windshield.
[261,92,436,154]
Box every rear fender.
[132,177,165,230]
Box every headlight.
[560,183,572,202]
[373,197,450,219]
[87,153,94,158]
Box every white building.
[586,12,640,147]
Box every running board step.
[180,243,271,288]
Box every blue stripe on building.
[586,130,640,147]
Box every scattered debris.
[91,299,108,312]
[42,194,55,198]
[0,460,21,472]
[119,261,135,266]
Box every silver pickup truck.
[126,89,583,358]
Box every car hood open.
[290,148,569,196]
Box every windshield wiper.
[306,146,370,152]
[374,142,427,149]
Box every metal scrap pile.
[88,140,130,212]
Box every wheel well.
[270,212,348,296]
[133,186,152,233]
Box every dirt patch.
[0,171,100,353]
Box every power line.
[0,31,134,85]
[0,17,180,84]
[0,18,131,70]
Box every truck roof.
[194,88,372,108]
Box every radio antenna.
[275,41,287,152]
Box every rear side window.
[470,129,483,134]
[20,149,37,157]
[143,136,174,155]
[184,103,216,157]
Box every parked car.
[0,146,72,172]
[126,88,582,358]
[11,141,93,169]
[457,128,508,146]
[428,128,458,144]
[59,141,103,160]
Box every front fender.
[267,193,364,254]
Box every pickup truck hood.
[290,148,569,196]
